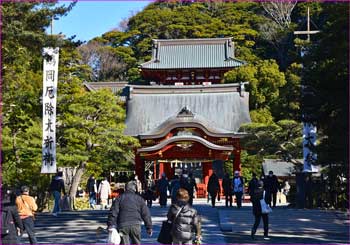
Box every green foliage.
[272,63,302,121]
[302,3,349,203]
[250,108,273,124]
[224,59,286,110]
[239,120,302,160]
[58,88,139,169]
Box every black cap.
[21,186,29,193]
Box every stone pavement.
[218,203,350,244]
[21,198,349,244]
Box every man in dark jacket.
[108,181,152,244]
[2,191,24,244]
[86,175,97,209]
[248,173,259,202]
[251,180,270,240]
[207,172,220,207]
[167,188,201,244]
[49,171,66,216]
[264,171,280,208]
[180,173,198,206]
[157,173,169,208]
[222,173,232,207]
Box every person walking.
[157,173,169,208]
[232,171,244,208]
[248,173,259,202]
[108,181,153,244]
[187,173,198,206]
[264,171,280,208]
[86,175,97,209]
[282,180,291,202]
[207,171,220,208]
[180,173,197,206]
[134,175,143,194]
[167,188,201,244]
[251,180,270,240]
[98,177,111,210]
[170,175,181,204]
[144,172,156,208]
[2,190,24,244]
[16,186,38,244]
[49,171,66,216]
[222,173,233,207]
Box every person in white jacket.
[98,177,111,209]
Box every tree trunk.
[68,161,86,210]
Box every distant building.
[262,159,303,183]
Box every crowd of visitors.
[2,168,292,244]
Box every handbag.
[260,191,272,214]
[107,228,121,245]
[157,206,184,244]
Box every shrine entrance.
[134,107,246,195]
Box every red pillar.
[202,161,212,186]
[159,161,164,178]
[163,163,173,179]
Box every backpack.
[2,209,12,235]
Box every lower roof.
[125,84,251,136]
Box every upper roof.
[140,38,245,70]
[125,84,251,136]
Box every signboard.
[41,47,59,173]
[303,122,319,172]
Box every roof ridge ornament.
[177,106,194,118]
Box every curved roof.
[141,38,245,70]
[139,107,247,139]
[125,84,251,136]
[137,135,234,153]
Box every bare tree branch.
[262,0,297,29]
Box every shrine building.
[126,38,251,189]
[85,38,251,191]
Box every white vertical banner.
[41,47,59,174]
[303,122,319,172]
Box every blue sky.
[54,1,152,42]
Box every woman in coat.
[98,177,111,209]
[167,188,201,244]
[251,180,270,240]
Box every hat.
[125,181,137,192]
[21,186,29,193]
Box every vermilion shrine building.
[129,37,250,188]
[86,38,251,191]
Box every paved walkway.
[20,199,349,244]
[218,203,349,244]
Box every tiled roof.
[262,159,302,177]
[125,84,251,136]
[141,38,245,70]
[83,82,128,94]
